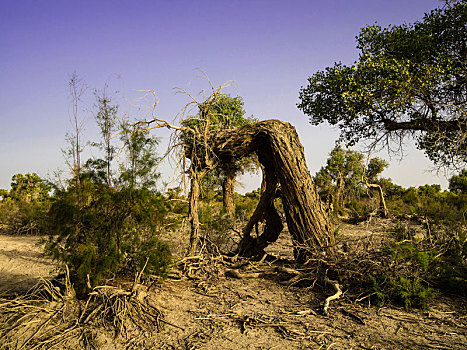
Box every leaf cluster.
[0,173,51,235]
[298,1,466,168]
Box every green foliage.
[385,240,439,272]
[118,120,161,191]
[182,93,253,132]
[371,219,466,308]
[191,190,260,253]
[46,184,172,296]
[298,1,466,168]
[0,173,50,235]
[395,277,438,309]
[449,169,467,194]
[383,182,467,225]
[234,191,260,220]
[182,93,258,212]
[369,274,389,307]
[44,96,173,296]
[369,256,439,309]
[0,199,50,235]
[93,93,118,186]
[9,173,50,202]
[366,158,389,183]
[121,231,172,279]
[313,145,387,214]
[198,199,234,251]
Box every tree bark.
[188,173,201,255]
[184,119,335,258]
[211,120,335,258]
[222,172,235,217]
[238,165,282,256]
[367,183,389,218]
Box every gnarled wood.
[186,119,335,259]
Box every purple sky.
[1,0,449,192]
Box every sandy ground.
[0,235,55,295]
[0,227,465,349]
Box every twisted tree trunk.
[206,119,335,258]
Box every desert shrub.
[194,190,260,253]
[0,200,50,235]
[198,201,234,252]
[369,273,439,309]
[46,183,172,296]
[395,277,438,309]
[235,191,260,220]
[369,275,389,307]
[370,220,466,308]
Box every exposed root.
[224,269,263,279]
[0,271,165,349]
[323,278,342,316]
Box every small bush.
[369,274,389,307]
[395,277,438,309]
[46,184,172,296]
[369,274,438,309]
[371,218,466,309]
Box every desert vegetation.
[0,1,465,349]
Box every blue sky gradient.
[1,0,448,191]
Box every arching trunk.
[212,120,335,258]
[185,119,335,259]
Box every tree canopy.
[298,1,466,168]
[449,169,467,194]
[8,173,50,202]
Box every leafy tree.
[314,146,365,209]
[298,1,466,169]
[366,157,389,183]
[118,120,161,191]
[182,93,257,215]
[314,146,388,215]
[46,90,171,296]
[449,169,467,194]
[0,173,50,235]
[9,173,50,202]
[418,184,442,196]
